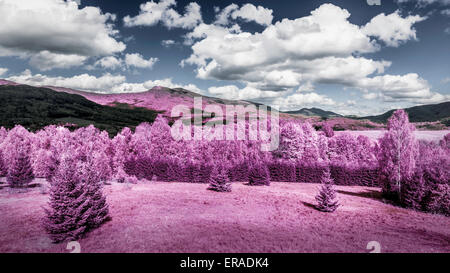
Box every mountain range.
[0,79,448,132]
[359,102,450,125]
[284,108,342,118]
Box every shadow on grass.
[243,182,269,187]
[301,201,319,210]
[337,189,382,201]
[1,182,45,192]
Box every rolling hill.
[0,85,160,136]
[284,107,342,118]
[360,101,450,125]
[44,85,255,114]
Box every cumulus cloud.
[111,79,202,94]
[215,3,273,26]
[7,70,126,92]
[396,0,450,6]
[208,85,280,101]
[161,40,176,47]
[297,82,315,92]
[357,73,450,103]
[182,3,445,105]
[0,68,8,76]
[0,0,125,71]
[123,0,202,29]
[93,56,123,70]
[6,70,201,94]
[89,54,158,70]
[29,51,88,71]
[125,53,158,69]
[272,92,336,111]
[362,11,426,47]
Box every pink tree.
[44,153,110,243]
[315,168,339,212]
[248,163,270,186]
[322,122,334,138]
[7,148,34,188]
[0,150,7,177]
[440,133,450,151]
[275,121,327,162]
[207,164,232,192]
[378,110,417,198]
[32,149,57,179]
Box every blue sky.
[0,0,449,116]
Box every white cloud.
[396,0,450,6]
[164,2,202,29]
[0,0,125,70]
[0,68,8,76]
[93,56,123,70]
[7,70,126,92]
[184,4,381,83]
[363,92,380,100]
[215,3,273,26]
[29,51,88,71]
[124,53,158,69]
[208,85,279,100]
[111,79,202,94]
[272,92,335,111]
[357,73,450,103]
[182,3,444,105]
[123,0,202,29]
[89,54,159,70]
[161,40,176,47]
[297,82,314,92]
[214,4,239,25]
[442,9,450,15]
[6,70,202,94]
[124,0,174,27]
[442,77,450,84]
[362,11,426,47]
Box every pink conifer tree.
[248,163,270,186]
[44,153,109,243]
[315,168,339,212]
[208,164,232,192]
[7,149,34,188]
[0,150,7,177]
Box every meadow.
[1,180,449,253]
[0,109,448,252]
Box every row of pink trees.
[1,113,447,189]
[0,111,448,190]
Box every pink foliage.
[378,110,418,196]
[208,165,232,192]
[7,148,34,188]
[44,153,110,243]
[315,168,339,212]
[322,122,334,137]
[0,150,7,176]
[248,163,270,186]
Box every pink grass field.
[1,179,449,253]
